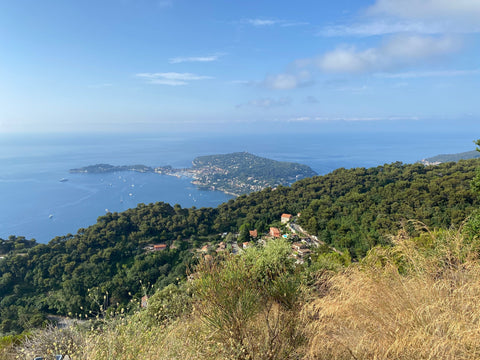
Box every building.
[249,229,258,238]
[297,248,311,257]
[292,242,306,251]
[153,244,167,251]
[281,213,293,223]
[269,227,281,238]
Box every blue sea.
[0,129,477,243]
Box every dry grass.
[80,315,220,360]
[9,324,85,360]
[305,228,480,360]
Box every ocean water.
[0,130,477,243]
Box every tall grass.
[305,228,480,360]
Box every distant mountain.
[421,150,480,165]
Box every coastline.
[69,152,316,197]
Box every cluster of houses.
[210,213,313,263]
[143,213,314,269]
[141,213,315,308]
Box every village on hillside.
[143,212,338,270]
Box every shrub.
[193,239,306,360]
[13,324,85,359]
[141,283,192,326]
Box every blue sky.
[0,0,479,133]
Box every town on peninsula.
[69,152,318,196]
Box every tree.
[472,139,480,193]
[238,223,251,243]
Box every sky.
[0,0,479,133]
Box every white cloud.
[280,21,310,27]
[367,0,480,21]
[169,54,223,64]
[283,116,421,123]
[319,0,480,37]
[376,69,480,78]
[243,18,308,27]
[318,35,461,73]
[289,116,312,122]
[237,97,291,108]
[236,71,312,90]
[135,72,213,86]
[320,20,444,37]
[263,71,312,90]
[314,116,420,122]
[245,19,279,26]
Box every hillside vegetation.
[0,158,479,340]
[4,227,480,359]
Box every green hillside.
[1,158,479,336]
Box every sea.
[0,128,478,243]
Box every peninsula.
[420,150,480,166]
[69,152,317,196]
[70,164,155,173]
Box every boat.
[59,178,68,182]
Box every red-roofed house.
[249,229,258,238]
[281,214,293,223]
[269,227,281,238]
[153,244,167,251]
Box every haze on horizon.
[0,0,479,134]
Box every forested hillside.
[1,159,479,335]
[217,160,478,257]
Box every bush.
[141,283,192,326]
[193,239,306,360]
[13,324,85,359]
